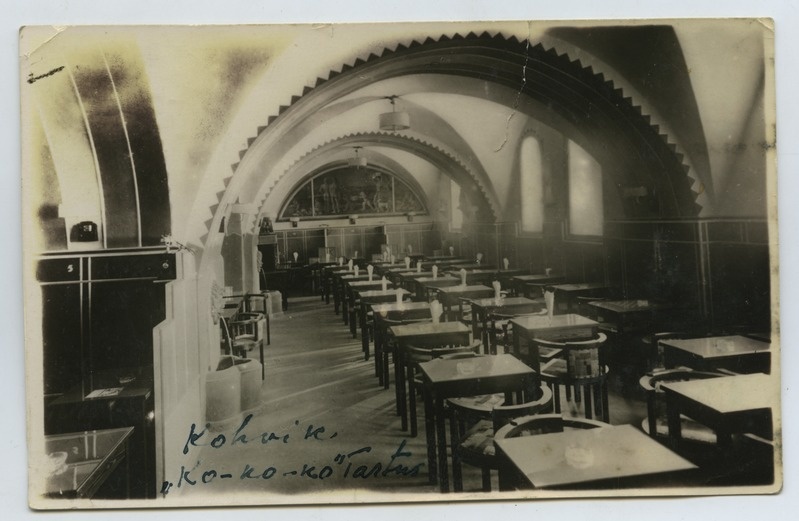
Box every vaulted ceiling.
[23,22,768,263]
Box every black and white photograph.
[18,12,786,513]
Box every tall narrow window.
[520,136,544,233]
[568,140,603,236]
[450,180,463,230]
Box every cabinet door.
[41,284,84,396]
[89,281,166,373]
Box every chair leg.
[450,415,463,492]
[601,380,610,423]
[583,384,593,420]
[259,341,265,380]
[552,383,561,413]
[408,368,418,437]
[481,467,492,492]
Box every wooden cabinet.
[37,247,177,499]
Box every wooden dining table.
[510,313,599,374]
[346,279,396,336]
[395,270,434,289]
[661,373,775,449]
[370,301,433,383]
[546,282,610,315]
[468,296,545,351]
[661,335,771,374]
[588,299,675,333]
[356,288,412,359]
[434,284,495,320]
[389,321,472,435]
[338,273,375,322]
[512,273,566,297]
[445,268,525,285]
[418,354,537,492]
[494,424,697,491]
[415,275,460,300]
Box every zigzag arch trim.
[228,31,700,218]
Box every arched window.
[568,140,603,237]
[279,165,426,220]
[519,135,544,233]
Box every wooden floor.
[182,296,647,501]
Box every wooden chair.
[534,333,610,422]
[487,308,547,355]
[243,292,270,345]
[376,316,432,389]
[493,413,609,491]
[228,312,267,380]
[404,340,482,437]
[447,385,555,492]
[638,367,724,442]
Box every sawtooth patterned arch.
[200,32,701,269]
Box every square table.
[322,265,351,305]
[338,273,373,322]
[447,262,494,271]
[370,302,433,383]
[547,282,610,315]
[512,273,566,297]
[661,373,775,448]
[415,275,460,300]
[356,289,412,358]
[468,296,545,351]
[434,284,495,320]
[419,354,537,492]
[374,262,408,275]
[347,280,396,337]
[389,321,472,435]
[510,313,599,374]
[661,335,771,374]
[495,424,697,490]
[396,270,434,289]
[329,268,358,314]
[44,427,135,498]
[588,299,676,334]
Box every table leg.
[407,362,418,437]
[472,309,481,345]
[398,346,408,431]
[342,286,349,325]
[394,341,403,414]
[435,395,449,493]
[374,326,382,381]
[361,303,370,360]
[423,383,437,485]
[450,408,463,492]
[665,392,682,451]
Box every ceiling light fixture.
[349,146,367,168]
[379,95,410,131]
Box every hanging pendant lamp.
[379,95,410,131]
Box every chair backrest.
[640,367,724,394]
[432,341,482,359]
[230,312,265,341]
[494,413,608,441]
[447,383,553,428]
[534,333,608,379]
[244,293,268,314]
[406,345,435,364]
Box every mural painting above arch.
[278,164,427,221]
